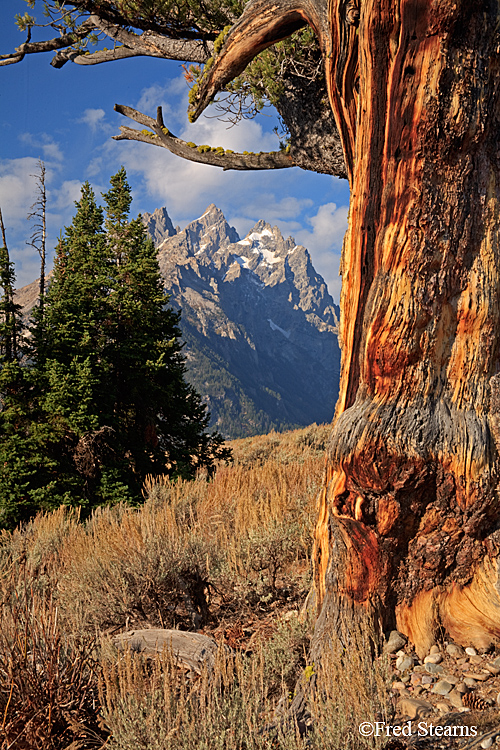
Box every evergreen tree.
[99,168,230,492]
[0,170,230,527]
[31,182,118,508]
[0,210,60,528]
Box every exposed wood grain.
[191,0,500,656]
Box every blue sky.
[0,1,350,300]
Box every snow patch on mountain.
[248,228,274,241]
[259,249,281,266]
[268,319,291,338]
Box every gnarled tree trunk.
[312,0,500,657]
[193,0,500,657]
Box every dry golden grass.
[0,423,392,750]
[98,610,392,750]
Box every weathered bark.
[191,0,500,657]
[276,55,347,177]
[113,629,227,672]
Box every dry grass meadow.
[0,423,392,749]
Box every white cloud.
[112,109,283,221]
[79,108,106,132]
[52,180,85,210]
[18,132,64,162]
[135,80,187,128]
[0,157,42,228]
[78,81,349,300]
[86,156,105,178]
[0,159,87,286]
[296,202,348,252]
[240,194,313,224]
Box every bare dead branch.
[113,104,293,171]
[51,45,140,67]
[0,19,95,67]
[0,208,7,251]
[1,12,212,69]
[27,160,47,310]
[57,37,212,68]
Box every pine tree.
[100,167,230,491]
[0,209,59,528]
[0,169,230,527]
[36,182,110,433]
[31,182,120,509]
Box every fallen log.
[113,628,226,673]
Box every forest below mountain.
[0,170,229,529]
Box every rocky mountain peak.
[16,202,340,439]
[144,203,341,437]
[142,207,176,247]
[172,204,240,260]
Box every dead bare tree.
[27,160,48,315]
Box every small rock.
[410,673,422,685]
[392,681,407,691]
[485,663,500,675]
[413,685,423,696]
[401,675,410,683]
[396,655,414,672]
[463,672,490,682]
[442,673,459,684]
[469,654,483,665]
[457,657,469,666]
[436,701,451,714]
[464,677,478,687]
[430,644,441,655]
[421,675,435,685]
[425,662,444,674]
[446,643,465,657]
[385,630,407,654]
[432,680,453,696]
[480,738,493,749]
[466,647,478,656]
[413,665,427,673]
[455,682,467,693]
[448,690,464,709]
[496,691,500,706]
[424,653,443,664]
[492,656,500,667]
[399,697,433,720]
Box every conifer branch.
[188,0,310,122]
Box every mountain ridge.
[15,204,341,439]
[142,204,340,438]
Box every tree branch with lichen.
[1,0,344,176]
[113,104,293,170]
